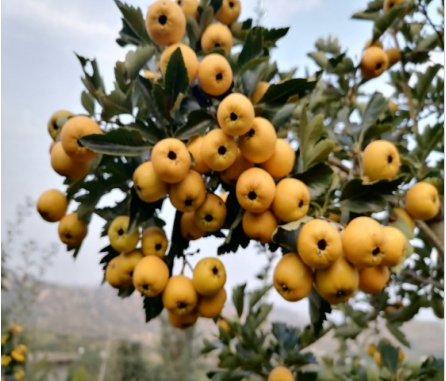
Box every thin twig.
[400,269,443,289]
[420,2,444,47]
[416,220,444,257]
[328,156,350,174]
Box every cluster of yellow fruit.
[1,325,26,380]
[367,341,405,367]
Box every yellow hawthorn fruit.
[169,170,206,212]
[360,47,389,79]
[105,256,126,289]
[47,110,74,140]
[297,219,343,270]
[250,81,270,104]
[133,161,168,203]
[218,318,231,334]
[374,351,382,366]
[193,257,226,296]
[160,43,198,84]
[36,189,68,223]
[145,0,186,46]
[239,117,277,163]
[118,250,144,287]
[342,217,387,268]
[181,212,205,240]
[217,93,255,136]
[176,0,199,18]
[9,325,23,335]
[399,350,405,362]
[168,309,199,329]
[381,226,407,267]
[142,70,160,81]
[201,23,233,54]
[383,0,407,12]
[187,136,211,174]
[133,255,170,297]
[393,207,415,231]
[1,335,6,346]
[236,167,276,213]
[50,142,91,181]
[193,193,227,232]
[216,0,241,25]
[10,350,24,363]
[151,138,191,183]
[49,141,56,153]
[198,288,227,318]
[273,253,313,302]
[198,53,233,96]
[13,370,25,380]
[163,275,198,315]
[201,128,238,171]
[363,140,400,181]
[261,139,295,179]
[220,192,229,202]
[405,182,440,221]
[60,115,102,161]
[315,256,359,305]
[388,100,398,113]
[268,366,295,381]
[141,226,168,257]
[359,265,390,294]
[1,355,11,367]
[58,213,88,246]
[272,178,310,222]
[364,39,383,49]
[367,343,377,357]
[220,149,253,186]
[328,213,341,223]
[386,48,401,66]
[108,216,140,254]
[242,209,278,244]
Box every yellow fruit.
[359,265,390,294]
[242,209,278,244]
[383,0,407,12]
[198,53,233,96]
[239,117,277,163]
[1,335,6,346]
[145,0,186,46]
[141,226,168,257]
[216,0,241,25]
[201,23,233,54]
[393,207,415,231]
[381,226,407,267]
[374,351,382,366]
[236,167,276,213]
[163,275,198,315]
[342,217,387,268]
[273,253,313,302]
[315,256,359,305]
[36,189,67,222]
[181,212,205,240]
[17,345,26,355]
[398,350,405,362]
[268,366,295,381]
[220,149,253,186]
[169,170,206,212]
[217,318,231,334]
[60,116,102,161]
[108,216,140,254]
[47,110,74,140]
[168,309,199,329]
[363,140,400,181]
[328,213,341,223]
[388,100,398,113]
[297,219,343,269]
[160,43,198,84]
[9,325,23,335]
[261,139,295,179]
[105,256,126,288]
[217,93,255,137]
[133,255,170,297]
[193,193,227,232]
[384,305,398,315]
[187,136,211,174]
[1,355,11,367]
[201,129,238,171]
[360,47,389,79]
[133,161,168,203]
[49,141,56,153]
[198,288,227,318]
[386,48,401,66]
[250,81,270,104]
[58,213,88,246]
[176,0,199,18]
[118,250,144,286]
[10,350,24,363]
[272,178,310,222]
[364,39,383,49]
[151,138,191,183]
[50,142,91,181]
[193,257,226,296]
[405,182,440,221]
[142,70,160,81]
[367,343,377,357]
[220,192,229,202]
[13,369,25,380]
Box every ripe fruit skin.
[216,0,241,25]
[273,253,313,302]
[133,161,168,203]
[176,0,199,18]
[10,350,24,363]
[374,351,382,366]
[145,0,186,46]
[314,256,359,305]
[187,136,211,174]
[198,53,233,96]
[193,193,227,232]
[405,182,440,221]
[217,93,255,136]
[108,216,140,254]
[168,309,199,329]
[367,343,377,357]
[383,0,407,12]
[272,178,310,222]
[60,116,102,161]
[169,170,206,212]
[268,366,295,381]
[201,129,238,171]
[342,217,387,269]
[119,250,144,286]
[220,149,253,186]
[133,255,170,297]
[193,257,227,296]
[105,256,125,288]
[359,265,390,294]
[297,219,343,269]
[393,207,415,231]
[360,47,389,79]
[142,70,160,81]
[250,81,270,104]
[239,117,277,163]
[364,39,383,49]
[141,226,168,257]
[48,110,73,140]
[363,140,400,181]
[151,138,191,183]
[163,275,198,315]
[197,288,227,318]
[236,167,276,213]
[36,189,67,222]
[58,213,88,246]
[160,43,198,84]
[181,212,205,240]
[388,100,398,113]
[381,226,407,267]
[386,48,401,66]
[242,210,278,244]
[201,23,233,54]
[218,318,231,334]
[261,139,295,179]
[51,142,91,181]
[399,350,405,362]
[1,355,11,367]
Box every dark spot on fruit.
[77,138,84,148]
[177,0,182,5]
[65,233,72,239]
[229,1,235,8]
[375,62,383,70]
[248,191,257,200]
[158,15,167,25]
[129,271,133,277]
[372,247,380,256]
[230,112,238,121]
[178,302,188,309]
[117,228,125,236]
[212,266,219,275]
[298,200,304,208]
[318,239,327,251]
[205,214,213,222]
[387,155,393,164]
[218,146,227,155]
[168,150,177,160]
[214,43,221,48]
[389,1,394,7]
[281,284,288,292]
[336,290,347,298]
[155,243,162,251]
[142,284,150,290]
[247,128,255,137]
[181,323,191,328]
[135,185,142,192]
[185,199,193,207]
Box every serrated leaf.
[334,325,363,340]
[270,103,296,128]
[293,164,334,199]
[378,340,399,374]
[262,27,289,47]
[249,286,271,309]
[360,92,388,143]
[238,28,264,68]
[143,294,164,322]
[164,47,189,115]
[174,110,214,140]
[307,52,328,69]
[126,119,166,145]
[309,288,331,336]
[76,54,105,98]
[232,284,247,318]
[372,2,407,42]
[98,86,133,119]
[125,45,155,79]
[118,286,135,298]
[414,64,441,107]
[260,77,318,105]
[115,0,151,45]
[272,216,314,251]
[386,321,410,347]
[81,91,95,115]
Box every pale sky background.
[1,0,441,320]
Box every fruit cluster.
[1,325,26,380]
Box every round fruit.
[58,213,88,246]
[108,216,140,254]
[359,265,390,294]
[218,318,231,334]
[168,309,199,329]
[393,207,415,231]
[363,140,400,181]
[197,288,227,318]
[133,255,170,297]
[381,226,407,267]
[383,0,407,12]
[201,23,233,54]
[217,93,255,136]
[133,161,168,203]
[151,138,191,183]
[163,275,198,315]
[386,48,401,66]
[272,178,310,222]
[141,226,168,257]
[405,182,440,221]
[176,0,199,18]
[216,0,241,25]
[201,129,238,171]
[160,43,198,84]
[181,212,205,240]
[198,53,233,96]
[273,253,313,302]
[388,100,398,113]
[239,117,277,163]
[36,189,68,222]
[374,351,382,366]
[187,136,211,174]
[1,355,10,367]
[399,350,405,362]
[50,142,91,181]
[10,350,24,363]
[364,39,383,49]
[220,149,253,186]
[250,81,270,104]
[47,110,73,140]
[360,47,389,79]
[169,170,206,212]
[193,193,227,232]
[367,343,377,357]
[145,0,186,46]
[268,366,295,381]
[261,139,295,179]
[105,256,124,288]
[242,210,278,244]
[119,250,144,287]
[193,257,226,296]
[236,167,276,213]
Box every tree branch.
[400,269,443,289]
[420,3,444,47]
[417,220,444,259]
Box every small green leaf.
[97,86,133,119]
[76,54,105,98]
[186,16,200,50]
[262,27,289,47]
[362,123,394,145]
[293,164,334,199]
[118,286,135,298]
[143,294,164,323]
[199,6,215,35]
[249,286,271,309]
[360,92,388,142]
[272,216,314,251]
[309,288,331,336]
[238,28,264,68]
[81,91,95,115]
[164,47,189,114]
[307,52,328,69]
[126,119,166,145]
[270,103,296,128]
[372,2,407,42]
[260,77,318,105]
[232,284,247,318]
[129,187,164,233]
[174,110,214,140]
[386,321,410,347]
[334,325,363,340]
[115,0,151,45]
[125,45,155,80]
[377,340,399,374]
[414,64,442,107]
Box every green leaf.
[270,103,296,128]
[351,11,380,21]
[362,123,394,145]
[124,45,155,80]
[76,54,105,98]
[174,110,214,140]
[115,0,151,45]
[360,92,388,142]
[199,5,215,35]
[333,325,363,340]
[238,28,264,68]
[262,27,289,47]
[186,16,200,50]
[309,288,331,336]
[272,216,314,252]
[128,187,164,233]
[209,0,223,14]
[164,47,189,115]
[307,52,328,69]
[232,284,247,318]
[372,2,407,42]
[414,64,442,107]
[293,164,334,199]
[296,371,318,381]
[417,32,444,51]
[143,294,164,323]
[315,36,341,55]
[260,77,319,106]
[386,321,410,347]
[81,91,95,115]
[118,286,135,298]
[126,119,166,145]
[97,85,133,119]
[377,340,399,374]
[249,286,271,309]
